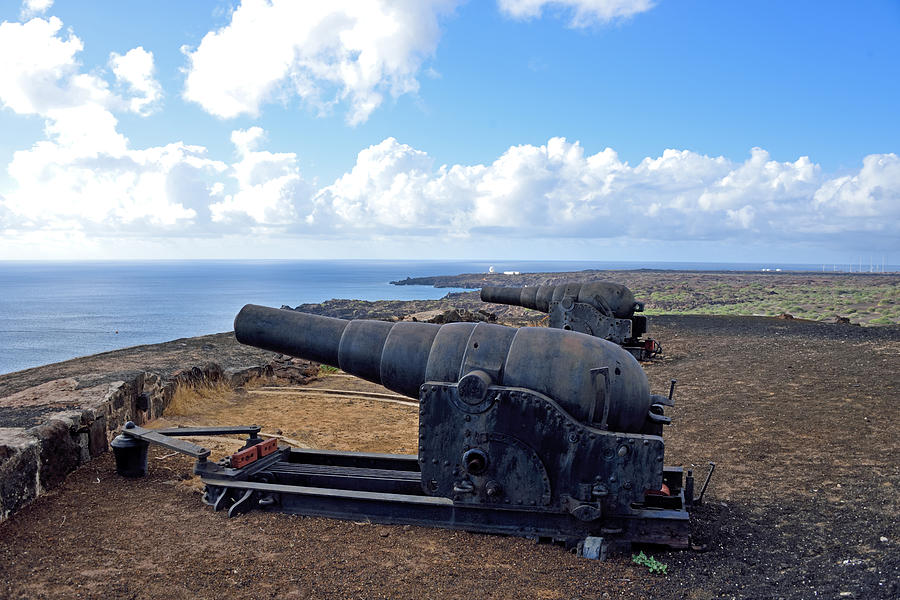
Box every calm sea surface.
[0,259,842,375]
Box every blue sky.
[0,0,898,263]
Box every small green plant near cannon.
[318,365,340,374]
[632,551,668,575]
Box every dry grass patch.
[166,380,234,417]
[153,375,419,456]
[153,375,419,457]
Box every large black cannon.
[115,303,696,558]
[481,281,661,360]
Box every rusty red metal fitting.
[256,438,278,458]
[230,445,259,468]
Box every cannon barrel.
[234,304,651,433]
[481,281,640,319]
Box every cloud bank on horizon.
[0,0,897,261]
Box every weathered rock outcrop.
[0,333,297,522]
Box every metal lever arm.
[154,425,261,437]
[121,424,211,460]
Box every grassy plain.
[307,271,900,326]
[625,272,899,325]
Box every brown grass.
[165,381,234,416]
[153,376,419,457]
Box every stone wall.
[0,357,314,522]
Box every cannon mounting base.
[195,446,691,554]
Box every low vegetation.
[379,271,900,326]
[165,381,234,416]
[632,274,899,325]
[632,551,668,575]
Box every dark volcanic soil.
[1,315,898,599]
[647,316,899,599]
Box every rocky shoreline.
[289,291,536,324]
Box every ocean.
[0,259,871,375]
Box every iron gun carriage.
[481,281,661,360]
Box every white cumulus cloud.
[0,15,319,236]
[210,127,312,225]
[110,47,162,115]
[0,15,221,231]
[6,135,227,228]
[0,16,98,115]
[20,0,53,19]
[498,0,655,27]
[812,153,900,234]
[301,138,899,248]
[182,0,458,124]
[1,9,896,258]
[0,16,162,117]
[309,137,478,231]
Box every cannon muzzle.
[481,281,641,318]
[234,304,652,433]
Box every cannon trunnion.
[481,281,661,361]
[116,303,692,557]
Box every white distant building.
[503,271,520,275]
[488,265,495,273]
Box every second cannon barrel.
[481,281,640,319]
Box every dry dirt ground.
[1,315,898,599]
